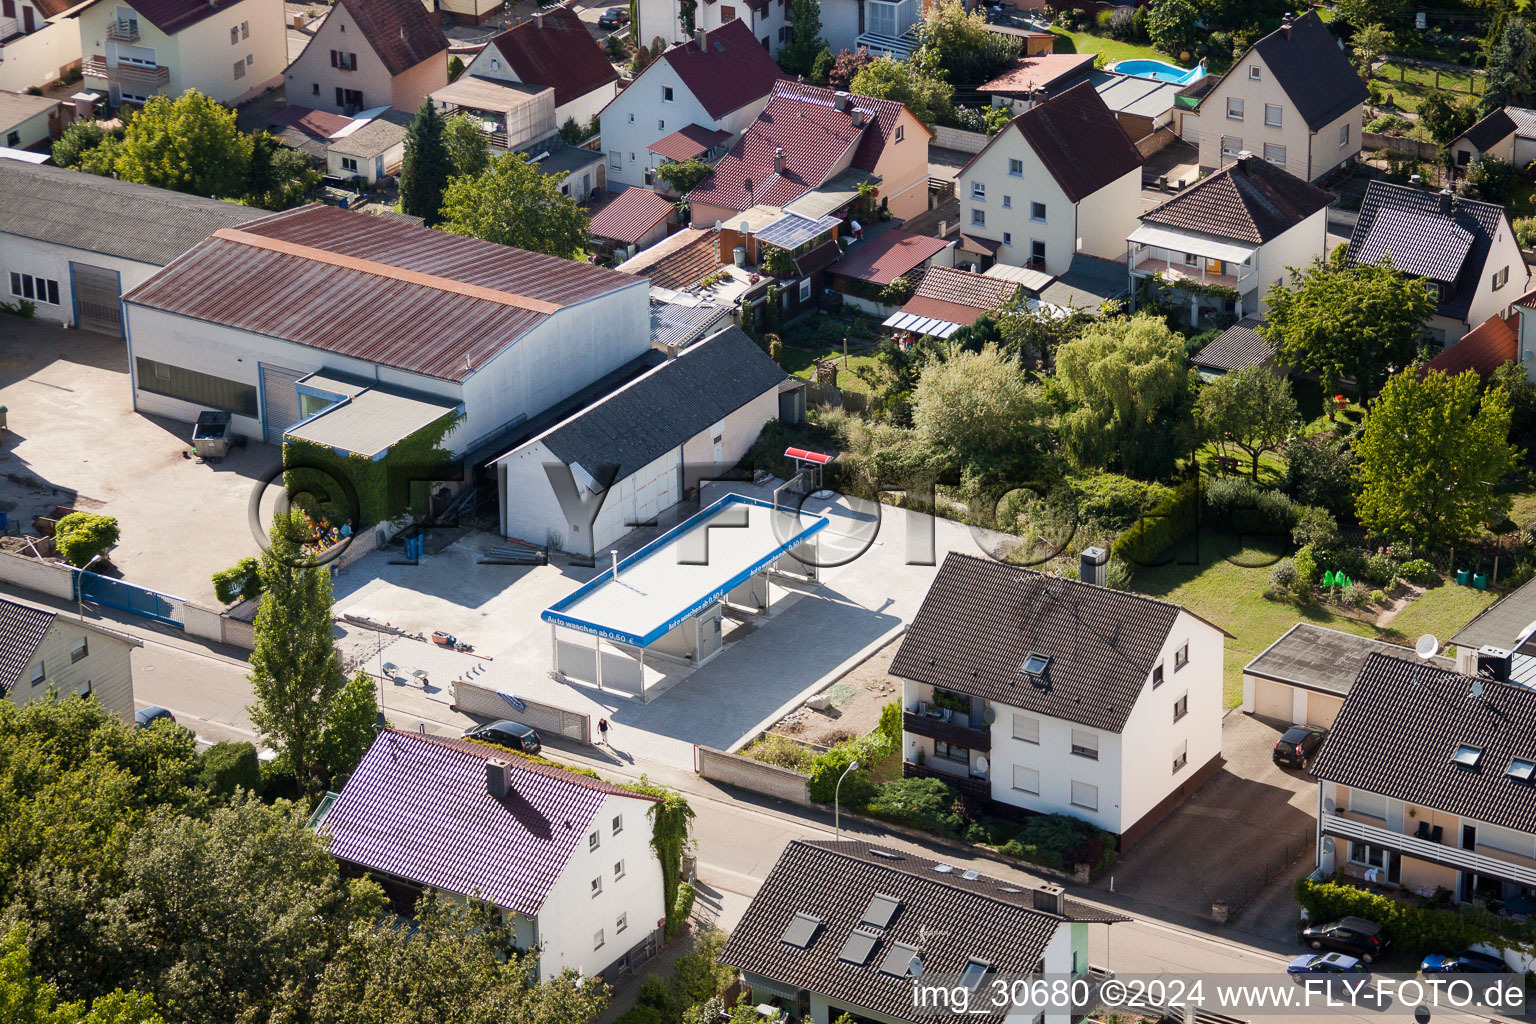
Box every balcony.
[106,19,139,41]
[1132,253,1255,292]
[82,56,169,89]
[1321,812,1536,889]
[903,706,991,752]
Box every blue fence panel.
[78,570,183,627]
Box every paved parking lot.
[0,320,280,605]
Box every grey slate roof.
[1038,253,1130,310]
[1312,653,1536,834]
[1346,180,1508,323]
[1451,576,1536,654]
[0,160,255,266]
[889,553,1206,733]
[1244,11,1368,131]
[0,597,54,695]
[1245,623,1452,697]
[327,109,413,159]
[534,326,787,479]
[1192,317,1276,372]
[719,841,1116,1024]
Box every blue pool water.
[1111,59,1208,85]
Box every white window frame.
[1174,642,1189,670]
[1221,136,1243,158]
[1249,64,1261,80]
[594,928,605,949]
[798,278,812,302]
[1349,790,1388,820]
[1494,266,1510,290]
[617,912,628,933]
[1002,231,1012,246]
[1226,97,1244,121]
[591,876,603,897]
[613,814,623,834]
[1007,157,1023,177]
[1152,662,1164,688]
[1070,780,1098,811]
[1070,728,1098,760]
[1012,714,1039,744]
[1264,103,1282,127]
[1012,765,1040,794]
[615,859,626,879]
[70,638,88,663]
[662,85,674,103]
[589,831,600,851]
[1263,143,1286,166]
[1173,740,1188,774]
[971,209,985,227]
[895,124,904,142]
[1340,123,1350,149]
[1001,194,1011,208]
[970,180,985,200]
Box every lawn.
[1048,28,1179,67]
[1372,60,1482,114]
[780,345,880,395]
[1385,583,1496,647]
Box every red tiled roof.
[588,186,675,243]
[489,7,618,109]
[1512,285,1536,309]
[830,229,950,285]
[662,19,786,121]
[689,81,907,213]
[342,0,447,77]
[1425,312,1518,378]
[123,205,642,382]
[623,227,723,290]
[266,105,354,139]
[898,266,1019,324]
[977,53,1094,95]
[647,123,733,162]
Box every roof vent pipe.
[695,25,706,47]
[611,549,619,579]
[773,146,784,173]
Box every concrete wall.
[696,743,811,803]
[0,19,80,93]
[1362,130,1437,161]
[930,124,988,154]
[453,677,593,743]
[0,550,74,598]
[0,230,160,328]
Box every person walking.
[598,717,610,746]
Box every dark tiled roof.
[489,7,618,109]
[1139,156,1334,245]
[0,161,254,266]
[829,229,951,285]
[1425,312,1518,378]
[1192,317,1276,372]
[661,19,785,121]
[1245,11,1368,131]
[588,186,675,244]
[536,326,785,477]
[267,105,354,160]
[86,0,236,35]
[341,0,448,77]
[889,553,1187,733]
[1312,654,1536,833]
[1009,81,1143,204]
[1459,108,1518,152]
[0,597,54,694]
[647,124,733,162]
[1346,180,1508,322]
[1245,623,1452,697]
[322,729,655,915]
[718,841,1071,1024]
[1451,576,1536,653]
[29,0,75,17]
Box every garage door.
[71,263,123,336]
[1307,692,1342,729]
[1254,678,1293,721]
[260,364,305,443]
[1180,111,1200,145]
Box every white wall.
[1465,214,1530,339]
[633,0,787,50]
[0,18,80,92]
[6,620,137,722]
[819,0,860,52]
[0,231,158,327]
[1251,205,1327,316]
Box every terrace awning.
[882,311,962,338]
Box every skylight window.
[838,928,881,966]
[1453,744,1483,768]
[934,864,954,874]
[1509,759,1535,782]
[960,959,991,990]
[960,869,980,881]
[879,942,922,978]
[860,893,901,929]
[780,913,821,948]
[1022,653,1051,677]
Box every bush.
[866,777,967,836]
[668,882,697,940]
[759,244,796,279]
[741,733,817,772]
[198,740,262,798]
[1292,504,1340,549]
[656,157,712,194]
[1370,588,1386,603]
[1071,474,1174,534]
[1366,114,1413,134]
[1517,217,1536,250]
[211,555,262,605]
[995,813,1115,875]
[1363,551,1400,587]
[1400,558,1438,584]
[806,720,898,807]
[1294,544,1320,593]
[1269,558,1296,591]
[1295,877,1492,956]
[1204,476,1295,536]
[54,512,120,567]
[1113,478,1198,567]
[1284,436,1356,520]
[1344,580,1372,607]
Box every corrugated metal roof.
[123,205,643,382]
[588,187,675,244]
[431,75,549,113]
[1191,317,1276,372]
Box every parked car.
[1274,725,1327,768]
[1301,917,1389,962]
[134,705,176,729]
[1288,952,1369,976]
[1419,950,1507,974]
[598,7,629,27]
[462,720,541,755]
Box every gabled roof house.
[0,592,141,722]
[1450,106,1536,173]
[457,6,618,128]
[283,0,448,115]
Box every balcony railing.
[82,56,170,88]
[106,19,139,41]
[1321,812,1536,889]
[903,708,991,751]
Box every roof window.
[879,942,922,978]
[838,928,881,966]
[960,959,991,990]
[860,893,901,929]
[1453,744,1483,768]
[1509,759,1535,782]
[780,912,821,948]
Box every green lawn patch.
[1386,582,1496,647]
[1373,61,1482,114]
[1049,28,1179,67]
[781,345,880,394]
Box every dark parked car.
[1419,950,1507,974]
[1301,917,1389,962]
[134,705,176,729]
[598,7,629,27]
[1274,725,1327,768]
[1288,952,1369,976]
[463,720,541,755]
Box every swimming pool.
[1110,59,1207,85]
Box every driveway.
[1091,712,1316,942]
[0,320,281,606]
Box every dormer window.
[960,959,991,990]
[1453,744,1483,768]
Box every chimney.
[744,177,754,197]
[1080,546,1108,587]
[850,107,866,128]
[772,147,784,174]
[533,10,542,27]
[833,90,851,111]
[1236,149,1252,169]
[1281,12,1292,38]
[1440,187,1454,214]
[486,759,511,798]
[695,26,707,48]
[1032,883,1065,915]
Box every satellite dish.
[1515,619,1536,651]
[1416,634,1441,660]
[1472,680,1486,700]
[739,220,749,233]
[713,219,722,230]
[1322,836,1335,855]
[975,755,990,775]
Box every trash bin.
[1456,568,1471,586]
[0,404,9,430]
[1474,572,1487,590]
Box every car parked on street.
[1301,916,1389,962]
[462,720,542,755]
[134,705,176,729]
[598,7,629,27]
[1288,952,1369,976]
[1419,950,1507,974]
[1274,725,1327,769]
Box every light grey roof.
[0,160,255,265]
[1451,576,1536,654]
[1508,106,1536,138]
[651,299,732,349]
[285,379,461,458]
[1244,622,1452,697]
[534,143,604,179]
[1086,69,1182,119]
[0,91,60,131]
[1192,317,1276,372]
[327,109,413,158]
[1038,253,1129,310]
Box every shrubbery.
[1202,476,1295,536]
[866,777,967,836]
[198,741,262,798]
[1070,474,1174,534]
[1295,877,1496,956]
[1400,558,1438,585]
[1113,478,1198,566]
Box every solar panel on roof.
[879,941,922,978]
[781,912,821,948]
[838,928,881,966]
[860,893,901,928]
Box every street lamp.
[75,553,104,620]
[834,759,860,841]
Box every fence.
[695,744,812,805]
[930,125,990,154]
[1222,834,1314,920]
[1134,124,1180,159]
[453,678,592,745]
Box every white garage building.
[120,204,650,452]
[492,326,788,558]
[1242,623,1454,729]
[0,159,252,337]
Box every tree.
[1335,0,1398,33]
[1483,15,1536,114]
[448,54,465,80]
[1462,155,1521,203]
[0,925,164,1024]
[195,741,261,799]
[1355,368,1520,549]
[1284,435,1356,519]
[438,151,589,259]
[1196,366,1300,480]
[1490,358,1536,460]
[1260,248,1434,401]
[441,113,490,180]
[656,157,713,194]
[311,894,609,1024]
[1351,23,1392,74]
[777,0,826,77]
[210,555,261,605]
[1145,0,1199,52]
[1418,90,1479,147]
[53,513,119,568]
[809,46,835,85]
[850,57,954,127]
[316,672,381,788]
[244,131,318,210]
[827,47,874,90]
[1055,314,1196,478]
[401,98,451,225]
[911,345,1050,481]
[113,91,250,199]
[50,121,107,169]
[993,290,1092,367]
[247,509,347,790]
[913,0,1017,85]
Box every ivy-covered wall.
[283,411,463,528]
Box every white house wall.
[6,620,136,722]
[0,18,80,92]
[1251,205,1327,316]
[678,386,778,488]
[1465,216,1529,339]
[633,0,786,50]
[818,0,860,52]
[0,230,159,327]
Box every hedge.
[1111,477,1199,568]
[198,740,262,798]
[1294,877,1517,957]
